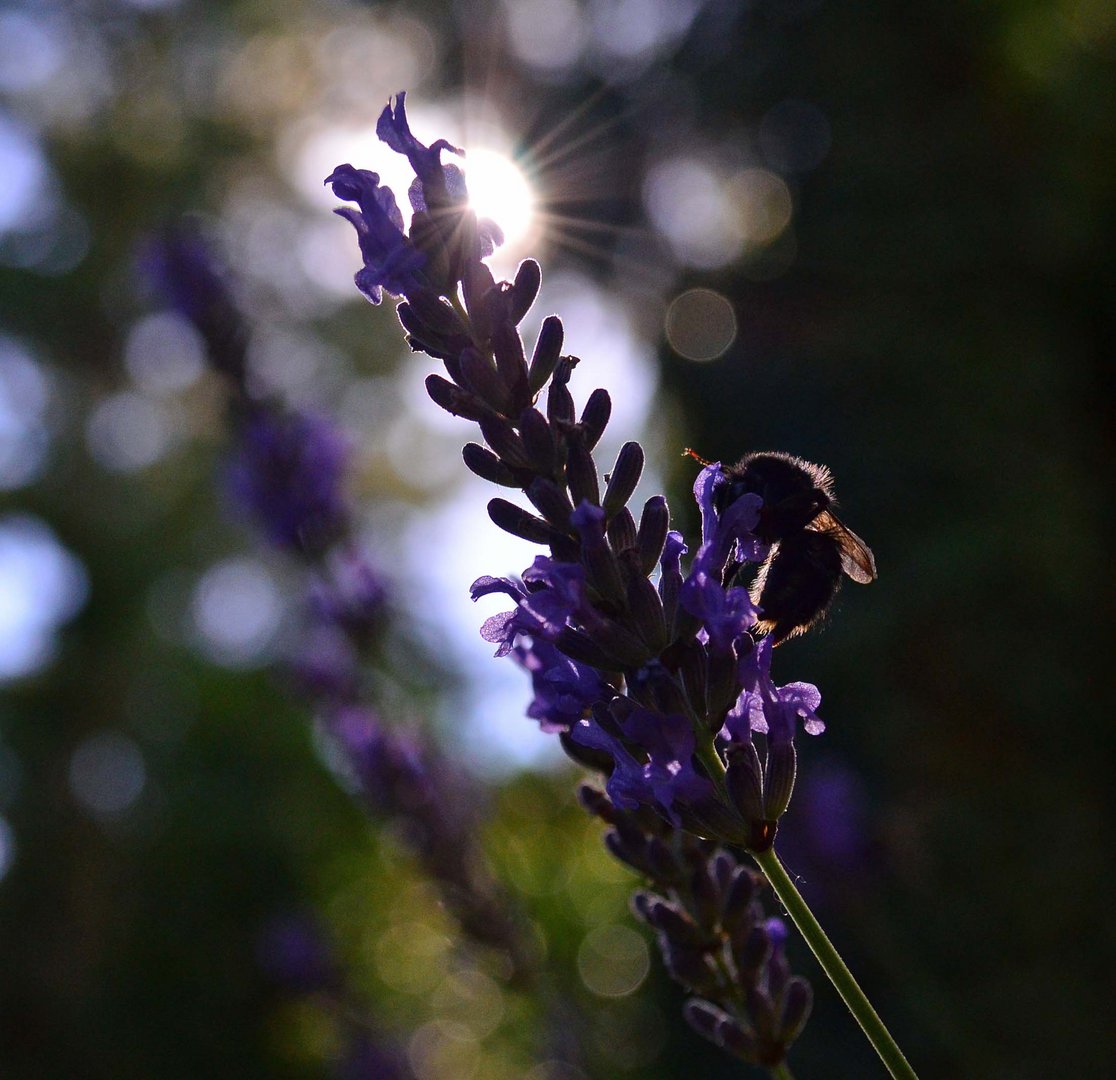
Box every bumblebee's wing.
[812,511,877,584]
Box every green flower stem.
[754,846,919,1080]
[770,1063,796,1080]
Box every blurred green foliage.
[0,1,1113,1078]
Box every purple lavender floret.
[377,92,504,259]
[471,557,586,658]
[571,705,717,824]
[376,92,463,197]
[514,638,610,733]
[325,164,426,304]
[691,462,768,578]
[227,408,349,552]
[329,92,502,304]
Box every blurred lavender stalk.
[258,912,414,1079]
[143,223,537,982]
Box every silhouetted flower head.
[328,92,501,305]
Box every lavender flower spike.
[329,96,921,1079]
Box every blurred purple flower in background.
[145,225,539,991]
[226,408,349,553]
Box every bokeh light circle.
[576,923,650,997]
[665,288,737,361]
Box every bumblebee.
[714,451,876,642]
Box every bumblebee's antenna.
[683,447,712,466]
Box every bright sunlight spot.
[463,148,535,249]
[288,105,538,288]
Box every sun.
[462,148,536,250]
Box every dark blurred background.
[1,1,1114,1078]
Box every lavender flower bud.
[672,603,704,644]
[721,867,760,934]
[546,357,580,419]
[626,574,668,652]
[567,489,614,565]
[658,530,685,629]
[462,259,497,336]
[459,346,512,412]
[529,316,563,394]
[508,258,542,323]
[602,441,644,519]
[764,917,791,997]
[576,783,616,822]
[606,506,638,555]
[425,373,492,422]
[684,798,751,846]
[637,496,670,576]
[579,388,611,449]
[492,320,531,412]
[517,407,557,474]
[711,850,736,894]
[479,415,532,470]
[661,941,718,993]
[643,896,709,949]
[579,610,651,667]
[705,647,738,722]
[745,985,778,1047]
[725,742,765,825]
[397,295,470,361]
[762,739,797,822]
[487,498,562,544]
[734,923,774,981]
[604,827,653,876]
[396,300,450,358]
[554,627,615,669]
[683,1000,758,1062]
[526,477,575,530]
[777,977,813,1044]
[565,435,600,506]
[407,289,469,338]
[462,443,518,487]
[646,835,681,884]
[689,862,721,930]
